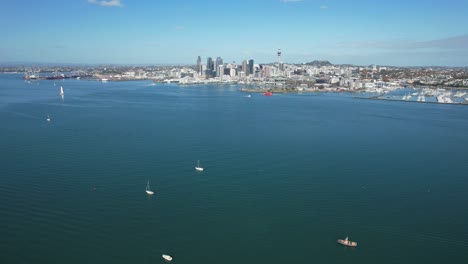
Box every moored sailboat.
[195,160,204,171]
[145,180,154,195]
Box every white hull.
[162,255,172,261]
[145,180,154,195]
[195,160,204,171]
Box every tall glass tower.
[248,59,254,76]
[197,56,202,75]
[206,57,213,77]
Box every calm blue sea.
[1,73,467,264]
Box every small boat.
[145,180,154,195]
[337,236,357,247]
[263,91,272,96]
[60,86,64,97]
[244,94,251,98]
[46,114,51,122]
[195,160,204,172]
[162,254,173,261]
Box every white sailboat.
[145,180,154,195]
[195,160,204,171]
[60,86,64,96]
[46,114,51,122]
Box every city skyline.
[1,0,468,66]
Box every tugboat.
[263,91,272,96]
[337,236,357,247]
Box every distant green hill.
[304,60,332,67]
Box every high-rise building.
[215,57,223,68]
[214,57,223,76]
[242,60,248,75]
[217,65,224,77]
[201,64,207,77]
[230,68,236,77]
[206,57,213,77]
[196,56,202,75]
[207,57,213,70]
[248,59,254,76]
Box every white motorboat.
[337,236,357,247]
[162,254,173,261]
[46,114,51,122]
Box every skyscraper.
[197,56,202,75]
[206,57,213,77]
[242,60,247,75]
[207,57,213,70]
[214,57,223,76]
[216,57,223,67]
[248,59,254,76]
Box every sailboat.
[162,254,173,261]
[46,114,51,122]
[60,86,64,97]
[145,180,154,195]
[195,160,204,171]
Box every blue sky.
[1,0,467,66]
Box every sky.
[0,0,467,66]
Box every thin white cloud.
[320,5,328,9]
[281,0,303,3]
[88,0,123,7]
[337,35,468,50]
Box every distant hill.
[304,60,332,67]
